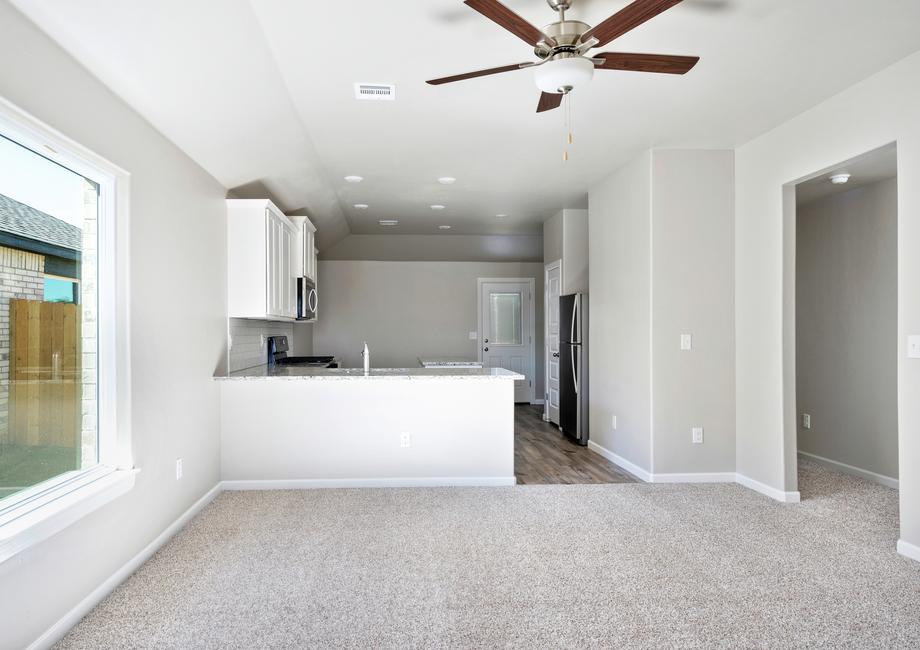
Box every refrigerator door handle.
[571,344,579,395]
[570,294,579,344]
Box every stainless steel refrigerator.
[559,292,588,445]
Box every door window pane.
[0,134,98,501]
[490,292,522,345]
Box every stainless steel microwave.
[297,277,317,321]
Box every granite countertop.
[216,365,525,381]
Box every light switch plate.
[909,335,920,359]
[802,413,811,429]
[469,331,478,340]
[681,334,692,351]
[692,427,704,444]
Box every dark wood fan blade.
[426,63,529,85]
[537,92,563,113]
[464,0,548,46]
[595,52,699,74]
[582,0,685,48]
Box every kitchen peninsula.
[216,366,523,488]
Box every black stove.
[267,336,337,368]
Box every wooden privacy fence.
[9,299,81,449]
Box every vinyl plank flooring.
[514,404,636,485]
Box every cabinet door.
[283,225,294,317]
[265,211,281,317]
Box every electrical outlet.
[175,458,183,480]
[611,415,617,430]
[259,334,266,350]
[680,334,692,351]
[909,335,920,359]
[692,427,704,444]
[802,413,811,430]
[400,432,411,448]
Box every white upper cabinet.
[291,216,318,282]
[227,199,297,321]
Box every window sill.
[0,468,138,565]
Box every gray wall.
[543,209,588,294]
[312,260,544,399]
[0,3,227,648]
[588,150,735,476]
[651,150,735,474]
[321,233,542,262]
[562,209,588,294]
[588,151,652,470]
[543,210,563,263]
[796,177,898,479]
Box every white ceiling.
[10,0,920,247]
[796,143,898,205]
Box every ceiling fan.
[426,0,700,113]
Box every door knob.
[484,338,489,343]
[484,347,489,352]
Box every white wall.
[588,151,652,470]
[0,4,227,648]
[796,178,898,480]
[734,51,920,550]
[651,150,735,475]
[588,150,735,477]
[321,233,542,262]
[312,260,544,399]
[220,378,515,485]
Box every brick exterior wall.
[0,247,46,446]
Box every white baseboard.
[587,441,652,482]
[897,539,920,563]
[736,473,801,503]
[27,482,223,650]
[222,476,517,490]
[650,472,737,484]
[798,451,899,489]
[530,398,545,405]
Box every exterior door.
[544,262,561,424]
[479,280,534,403]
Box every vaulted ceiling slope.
[10,0,920,246]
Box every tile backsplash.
[228,318,293,372]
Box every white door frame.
[477,277,537,404]
[544,260,562,421]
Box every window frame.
[0,96,133,564]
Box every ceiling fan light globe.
[533,56,594,94]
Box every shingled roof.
[0,192,82,252]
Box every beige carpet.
[56,460,920,649]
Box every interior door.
[545,263,561,424]
[480,281,533,402]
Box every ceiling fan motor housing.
[534,54,595,94]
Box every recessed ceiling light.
[829,173,851,185]
[437,177,456,185]
[378,219,398,227]
[344,175,363,183]
[430,204,446,210]
[438,225,452,230]
[496,213,508,218]
[353,203,369,210]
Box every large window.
[0,99,129,558]
[0,133,98,501]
